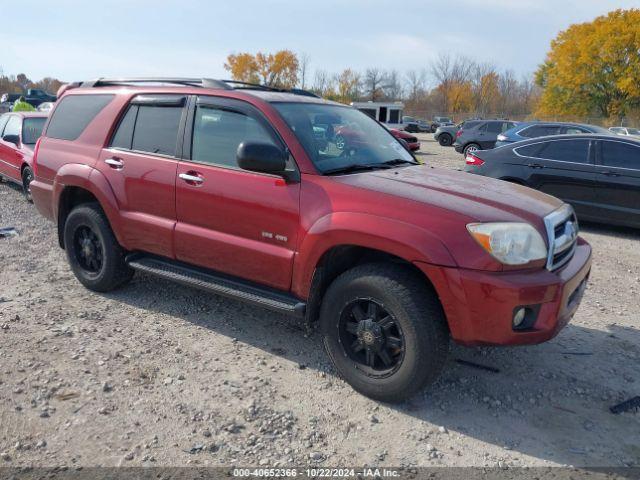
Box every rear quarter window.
[46,94,114,141]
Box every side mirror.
[2,134,20,146]
[237,142,287,175]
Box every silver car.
[609,126,640,139]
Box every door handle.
[527,163,544,169]
[179,172,204,185]
[601,170,620,177]
[105,158,124,169]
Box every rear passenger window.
[485,122,503,134]
[110,106,138,150]
[601,141,640,169]
[536,139,590,163]
[46,94,114,141]
[131,106,183,157]
[519,125,561,138]
[191,106,278,168]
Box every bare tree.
[298,53,310,89]
[363,68,387,101]
[384,69,403,100]
[430,54,475,113]
[405,69,427,101]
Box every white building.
[351,101,404,129]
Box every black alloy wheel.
[73,225,104,274]
[338,298,405,377]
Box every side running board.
[126,255,306,318]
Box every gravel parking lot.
[0,135,638,469]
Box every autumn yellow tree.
[536,9,640,119]
[335,69,360,104]
[224,53,259,84]
[224,50,299,89]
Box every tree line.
[0,71,64,97]
[225,50,542,120]
[224,8,639,124]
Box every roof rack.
[76,77,320,98]
[80,77,232,90]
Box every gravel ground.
[0,136,638,469]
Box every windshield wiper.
[381,158,419,166]
[323,163,394,175]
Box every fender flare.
[291,212,457,298]
[53,164,126,248]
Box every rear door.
[593,139,640,226]
[0,115,22,180]
[514,138,596,218]
[96,94,187,258]
[478,121,515,149]
[174,95,300,290]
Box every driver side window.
[191,106,279,168]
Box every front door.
[96,95,187,258]
[174,96,300,291]
[593,139,640,226]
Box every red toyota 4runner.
[30,78,591,402]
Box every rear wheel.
[63,203,133,292]
[320,263,449,402]
[463,143,480,156]
[438,133,452,147]
[21,167,34,202]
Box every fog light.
[513,308,526,328]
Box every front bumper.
[416,238,592,346]
[408,142,420,151]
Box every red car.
[30,78,591,402]
[0,112,48,201]
[389,128,420,151]
[335,125,420,152]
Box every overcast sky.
[1,0,638,85]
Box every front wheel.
[320,263,449,402]
[63,203,133,292]
[22,167,34,202]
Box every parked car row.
[3,77,593,403]
[0,89,57,113]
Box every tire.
[63,203,133,292]
[21,166,34,203]
[463,143,481,156]
[320,263,449,402]
[438,133,452,147]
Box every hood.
[335,165,562,227]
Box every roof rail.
[76,77,320,98]
[80,77,232,90]
[221,80,320,97]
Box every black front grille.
[406,136,418,143]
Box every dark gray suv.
[454,119,518,156]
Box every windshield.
[22,117,46,144]
[273,102,415,174]
[628,128,640,135]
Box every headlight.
[467,222,547,265]
[497,134,507,141]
